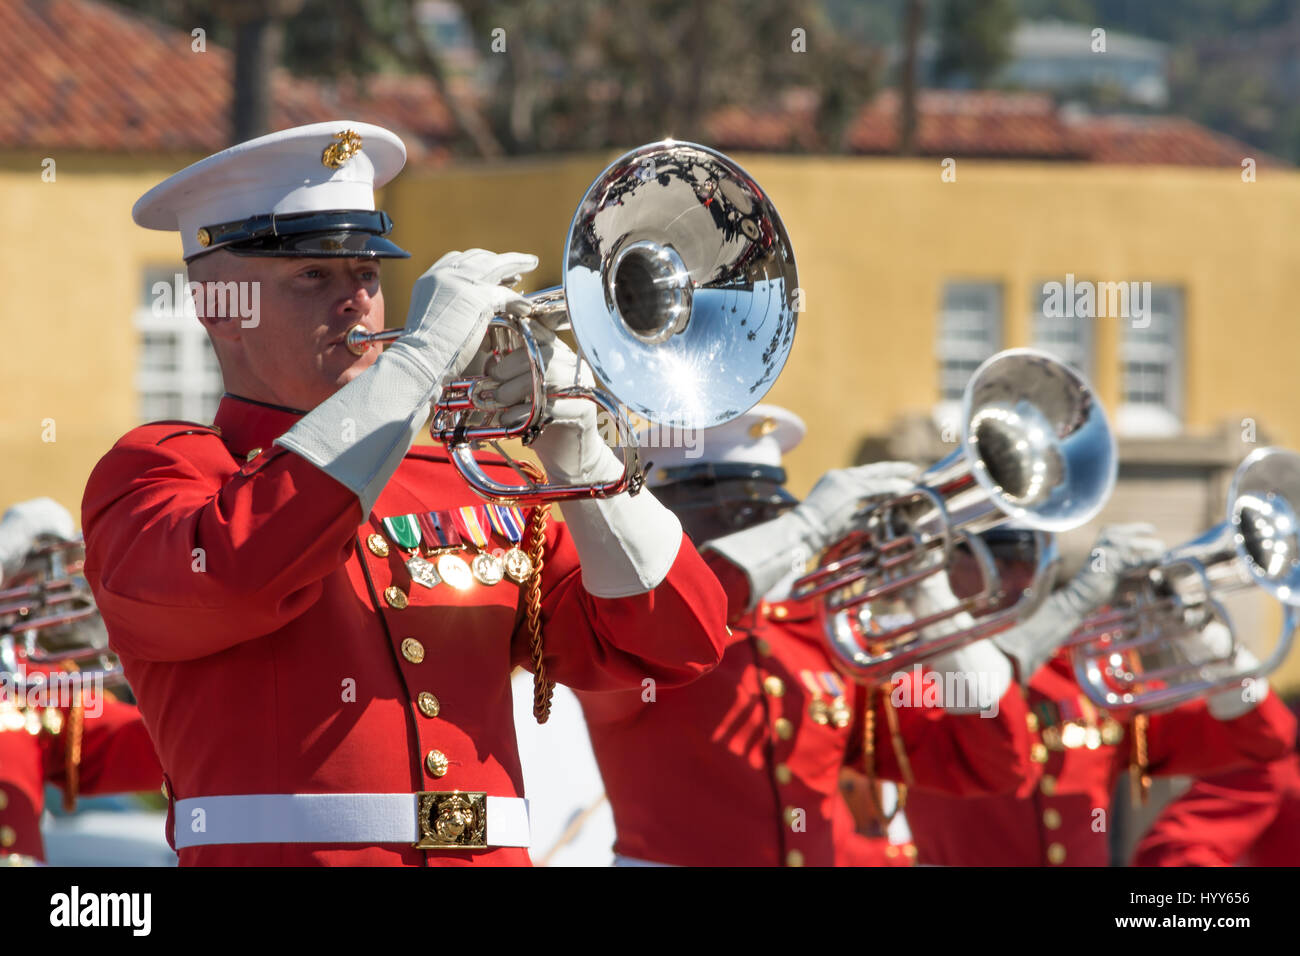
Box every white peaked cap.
[641,404,807,487]
[133,121,408,260]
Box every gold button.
[1047,842,1066,865]
[385,586,409,609]
[763,676,785,697]
[367,533,390,558]
[774,718,794,740]
[1030,742,1048,764]
[756,639,772,656]
[782,806,798,826]
[400,638,425,664]
[196,227,212,247]
[785,849,804,867]
[425,750,449,777]
[885,844,899,858]
[1040,774,1057,796]
[772,605,789,619]
[417,691,440,718]
[760,603,771,618]
[1026,712,1039,732]
[903,844,918,860]
[775,763,792,784]
[0,826,14,848]
[245,447,263,462]
[1043,808,1062,830]
[0,791,7,810]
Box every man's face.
[190,253,386,410]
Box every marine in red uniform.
[0,498,163,864]
[80,123,728,866]
[576,407,1035,867]
[1133,713,1300,867]
[904,533,1298,866]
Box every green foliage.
[936,0,1019,85]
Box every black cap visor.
[186,209,411,262]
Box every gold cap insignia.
[749,417,778,439]
[196,227,212,247]
[322,129,363,169]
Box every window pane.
[938,282,1001,400]
[1120,285,1183,419]
[140,331,179,374]
[1031,279,1093,379]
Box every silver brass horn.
[1070,447,1300,713]
[792,348,1117,683]
[345,140,799,504]
[0,536,128,698]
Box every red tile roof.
[0,0,458,162]
[709,88,1286,167]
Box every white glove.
[486,323,682,598]
[0,497,76,584]
[1178,620,1269,720]
[277,250,536,513]
[903,570,1012,713]
[704,461,921,612]
[994,523,1167,682]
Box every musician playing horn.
[80,122,729,866]
[1,498,163,864]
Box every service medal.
[406,554,441,589]
[1100,718,1124,746]
[1060,722,1087,749]
[503,547,533,583]
[808,698,832,726]
[437,552,474,590]
[472,551,505,586]
[830,697,852,729]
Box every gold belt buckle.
[415,791,488,850]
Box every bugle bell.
[346,140,800,505]
[792,348,1117,683]
[1070,447,1300,712]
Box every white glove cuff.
[1207,647,1269,720]
[275,348,437,514]
[923,638,1013,713]
[702,509,819,613]
[558,490,684,599]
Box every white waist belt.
[172,793,531,850]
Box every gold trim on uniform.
[414,791,486,849]
[400,638,425,664]
[417,692,440,718]
[384,585,408,609]
[245,447,263,462]
[366,533,390,558]
[763,676,785,698]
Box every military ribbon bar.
[799,670,822,696]
[487,504,525,544]
[420,511,460,549]
[381,514,421,551]
[819,672,844,698]
[456,506,492,549]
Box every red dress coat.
[1132,750,1300,866]
[0,688,162,862]
[80,395,728,866]
[574,557,1033,867]
[905,651,1297,866]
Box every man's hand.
[705,460,921,611]
[995,523,1168,682]
[386,249,537,382]
[485,322,621,485]
[0,497,76,583]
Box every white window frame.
[134,267,223,423]
[935,281,1003,427]
[1030,278,1095,382]
[1117,285,1184,438]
